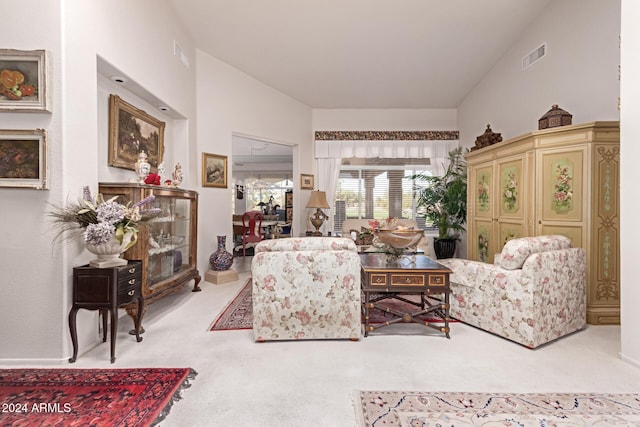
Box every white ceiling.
[169,0,551,109]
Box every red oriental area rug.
[0,367,196,426]
[210,279,455,331]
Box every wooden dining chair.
[241,211,265,256]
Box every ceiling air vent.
[522,43,546,70]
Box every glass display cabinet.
[98,183,201,322]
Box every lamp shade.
[306,190,330,209]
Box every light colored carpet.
[356,390,640,426]
[209,278,454,331]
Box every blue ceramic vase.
[210,235,233,271]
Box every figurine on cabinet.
[157,162,167,185]
[134,150,151,183]
[172,163,184,187]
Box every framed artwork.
[0,49,50,112]
[108,94,165,171]
[300,174,314,190]
[202,153,228,188]
[0,129,48,189]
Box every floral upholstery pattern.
[255,237,357,253]
[252,237,361,341]
[495,235,572,270]
[440,235,586,348]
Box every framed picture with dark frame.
[0,49,50,112]
[202,152,228,188]
[0,129,48,189]
[300,173,314,190]
[108,94,165,171]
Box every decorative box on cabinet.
[466,122,620,325]
[98,183,201,323]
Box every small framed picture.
[202,153,228,188]
[0,49,50,112]
[0,129,48,189]
[300,174,314,190]
[108,94,165,171]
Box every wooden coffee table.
[359,253,452,337]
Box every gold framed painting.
[0,129,48,189]
[108,94,165,171]
[300,174,314,190]
[0,49,50,112]
[202,152,228,188]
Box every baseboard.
[0,357,70,365]
[620,352,640,368]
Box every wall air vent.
[522,43,546,70]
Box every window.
[332,158,432,233]
[235,177,292,216]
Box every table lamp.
[306,190,330,236]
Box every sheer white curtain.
[314,139,460,212]
[316,158,342,233]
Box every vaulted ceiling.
[170,0,551,109]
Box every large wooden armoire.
[465,121,620,325]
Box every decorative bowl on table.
[374,228,424,253]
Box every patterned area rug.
[356,390,640,426]
[0,367,196,426]
[209,279,453,331]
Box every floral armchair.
[251,237,361,341]
[439,235,586,348]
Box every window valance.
[315,139,459,160]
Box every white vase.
[85,232,133,268]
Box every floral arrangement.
[502,170,518,211]
[478,231,489,262]
[477,177,490,210]
[552,164,573,210]
[49,186,160,249]
[144,173,162,185]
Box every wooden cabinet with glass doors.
[466,122,620,324]
[98,183,201,323]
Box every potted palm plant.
[412,147,468,259]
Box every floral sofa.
[251,237,361,341]
[439,235,586,348]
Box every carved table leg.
[133,295,144,343]
[127,304,147,335]
[110,308,117,363]
[101,309,108,342]
[68,307,79,363]
[192,273,202,292]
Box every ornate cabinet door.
[495,154,528,252]
[467,154,527,262]
[468,162,495,262]
[536,146,587,249]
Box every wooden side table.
[360,253,452,337]
[68,261,144,363]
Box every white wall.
[313,109,457,131]
[0,0,198,362]
[0,0,63,361]
[195,51,312,268]
[620,0,640,367]
[457,0,620,147]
